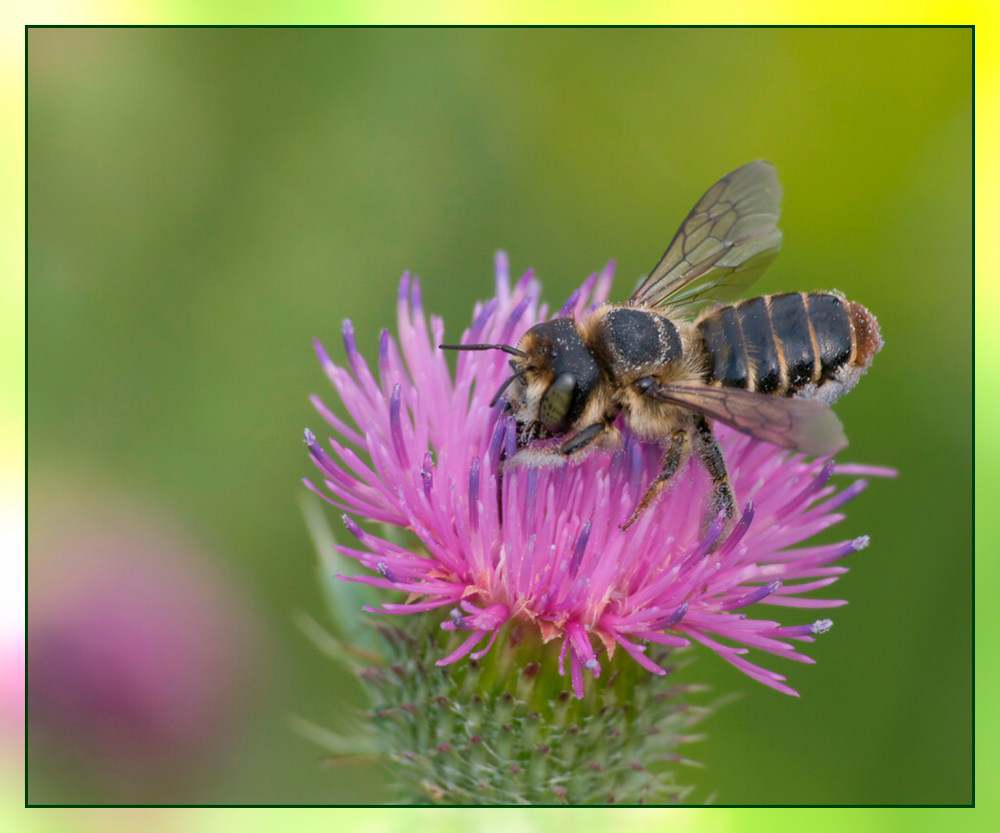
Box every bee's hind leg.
[622,428,691,530]
[691,414,737,541]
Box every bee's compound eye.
[539,372,577,433]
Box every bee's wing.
[651,382,846,456]
[629,160,782,313]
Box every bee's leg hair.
[496,441,506,527]
[691,414,736,540]
[622,428,690,530]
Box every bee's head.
[442,319,602,437]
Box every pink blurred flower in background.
[28,509,262,801]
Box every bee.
[443,161,882,530]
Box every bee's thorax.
[582,305,684,385]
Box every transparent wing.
[629,160,783,313]
[648,382,846,456]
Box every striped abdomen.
[695,292,881,400]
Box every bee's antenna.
[489,371,523,407]
[439,342,526,358]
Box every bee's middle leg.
[622,428,691,530]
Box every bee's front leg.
[622,428,691,530]
[559,421,610,456]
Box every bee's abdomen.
[696,292,881,398]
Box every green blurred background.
[26,28,971,805]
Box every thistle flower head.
[305,253,887,700]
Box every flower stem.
[349,613,711,805]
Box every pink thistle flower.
[304,253,889,699]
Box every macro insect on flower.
[304,161,888,709]
[443,161,882,533]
